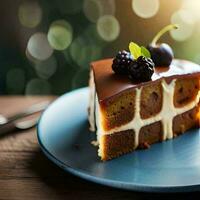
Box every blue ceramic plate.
[37,88,200,193]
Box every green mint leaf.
[141,46,151,58]
[129,42,141,59]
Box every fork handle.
[6,101,50,124]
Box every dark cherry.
[147,24,178,67]
[147,43,174,67]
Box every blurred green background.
[0,0,199,95]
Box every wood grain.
[0,96,199,199]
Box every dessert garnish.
[128,55,154,82]
[147,24,178,67]
[112,24,179,82]
[128,42,154,82]
[112,42,154,82]
[112,50,133,74]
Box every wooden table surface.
[0,96,199,200]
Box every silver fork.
[0,101,50,135]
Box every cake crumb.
[180,124,185,133]
[139,142,151,149]
[143,142,150,149]
[91,140,99,147]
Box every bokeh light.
[25,78,51,94]
[18,0,42,28]
[97,15,120,42]
[69,36,85,67]
[181,0,200,20]
[70,36,102,67]
[69,25,104,67]
[6,68,25,94]
[48,20,73,51]
[83,24,105,47]
[83,0,116,23]
[100,0,115,16]
[34,55,57,79]
[27,32,53,61]
[132,0,160,19]
[170,10,194,41]
[26,48,40,65]
[83,0,102,23]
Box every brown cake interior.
[102,130,135,160]
[101,89,136,130]
[174,78,199,107]
[100,76,200,160]
[101,105,199,161]
[140,81,163,119]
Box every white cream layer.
[95,79,200,157]
[88,70,96,131]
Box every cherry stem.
[151,24,178,46]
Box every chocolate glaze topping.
[91,59,200,102]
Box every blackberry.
[112,50,133,74]
[128,56,154,82]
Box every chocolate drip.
[91,59,200,102]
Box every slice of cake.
[88,25,200,161]
[89,58,200,161]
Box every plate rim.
[37,87,200,193]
